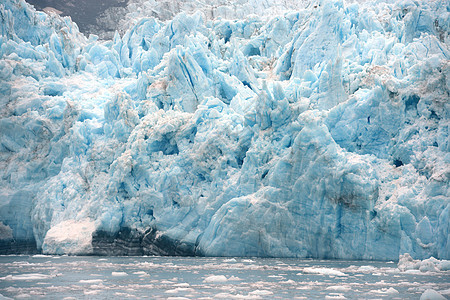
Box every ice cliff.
[0,0,449,260]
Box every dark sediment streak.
[92,227,200,256]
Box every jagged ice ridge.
[0,0,449,260]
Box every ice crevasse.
[0,0,448,260]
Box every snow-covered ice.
[0,0,449,260]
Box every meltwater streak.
[0,256,449,299]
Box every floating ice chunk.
[212,293,235,299]
[385,288,399,294]
[79,279,103,284]
[420,289,446,300]
[325,295,346,300]
[111,272,128,276]
[326,286,352,292]
[398,254,448,272]
[228,276,242,281]
[203,275,228,283]
[133,271,148,276]
[84,290,102,295]
[173,283,190,287]
[223,258,237,263]
[165,287,195,293]
[357,266,376,272]
[1,273,55,280]
[301,268,348,277]
[369,287,399,294]
[280,279,295,284]
[249,290,273,296]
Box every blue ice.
[0,0,448,260]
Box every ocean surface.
[0,256,448,299]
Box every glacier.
[0,0,449,260]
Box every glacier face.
[0,0,449,259]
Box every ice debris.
[398,253,450,272]
[420,289,446,300]
[0,0,449,259]
[301,268,348,277]
[203,275,228,283]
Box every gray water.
[0,256,448,299]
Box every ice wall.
[0,0,448,259]
[96,0,313,39]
